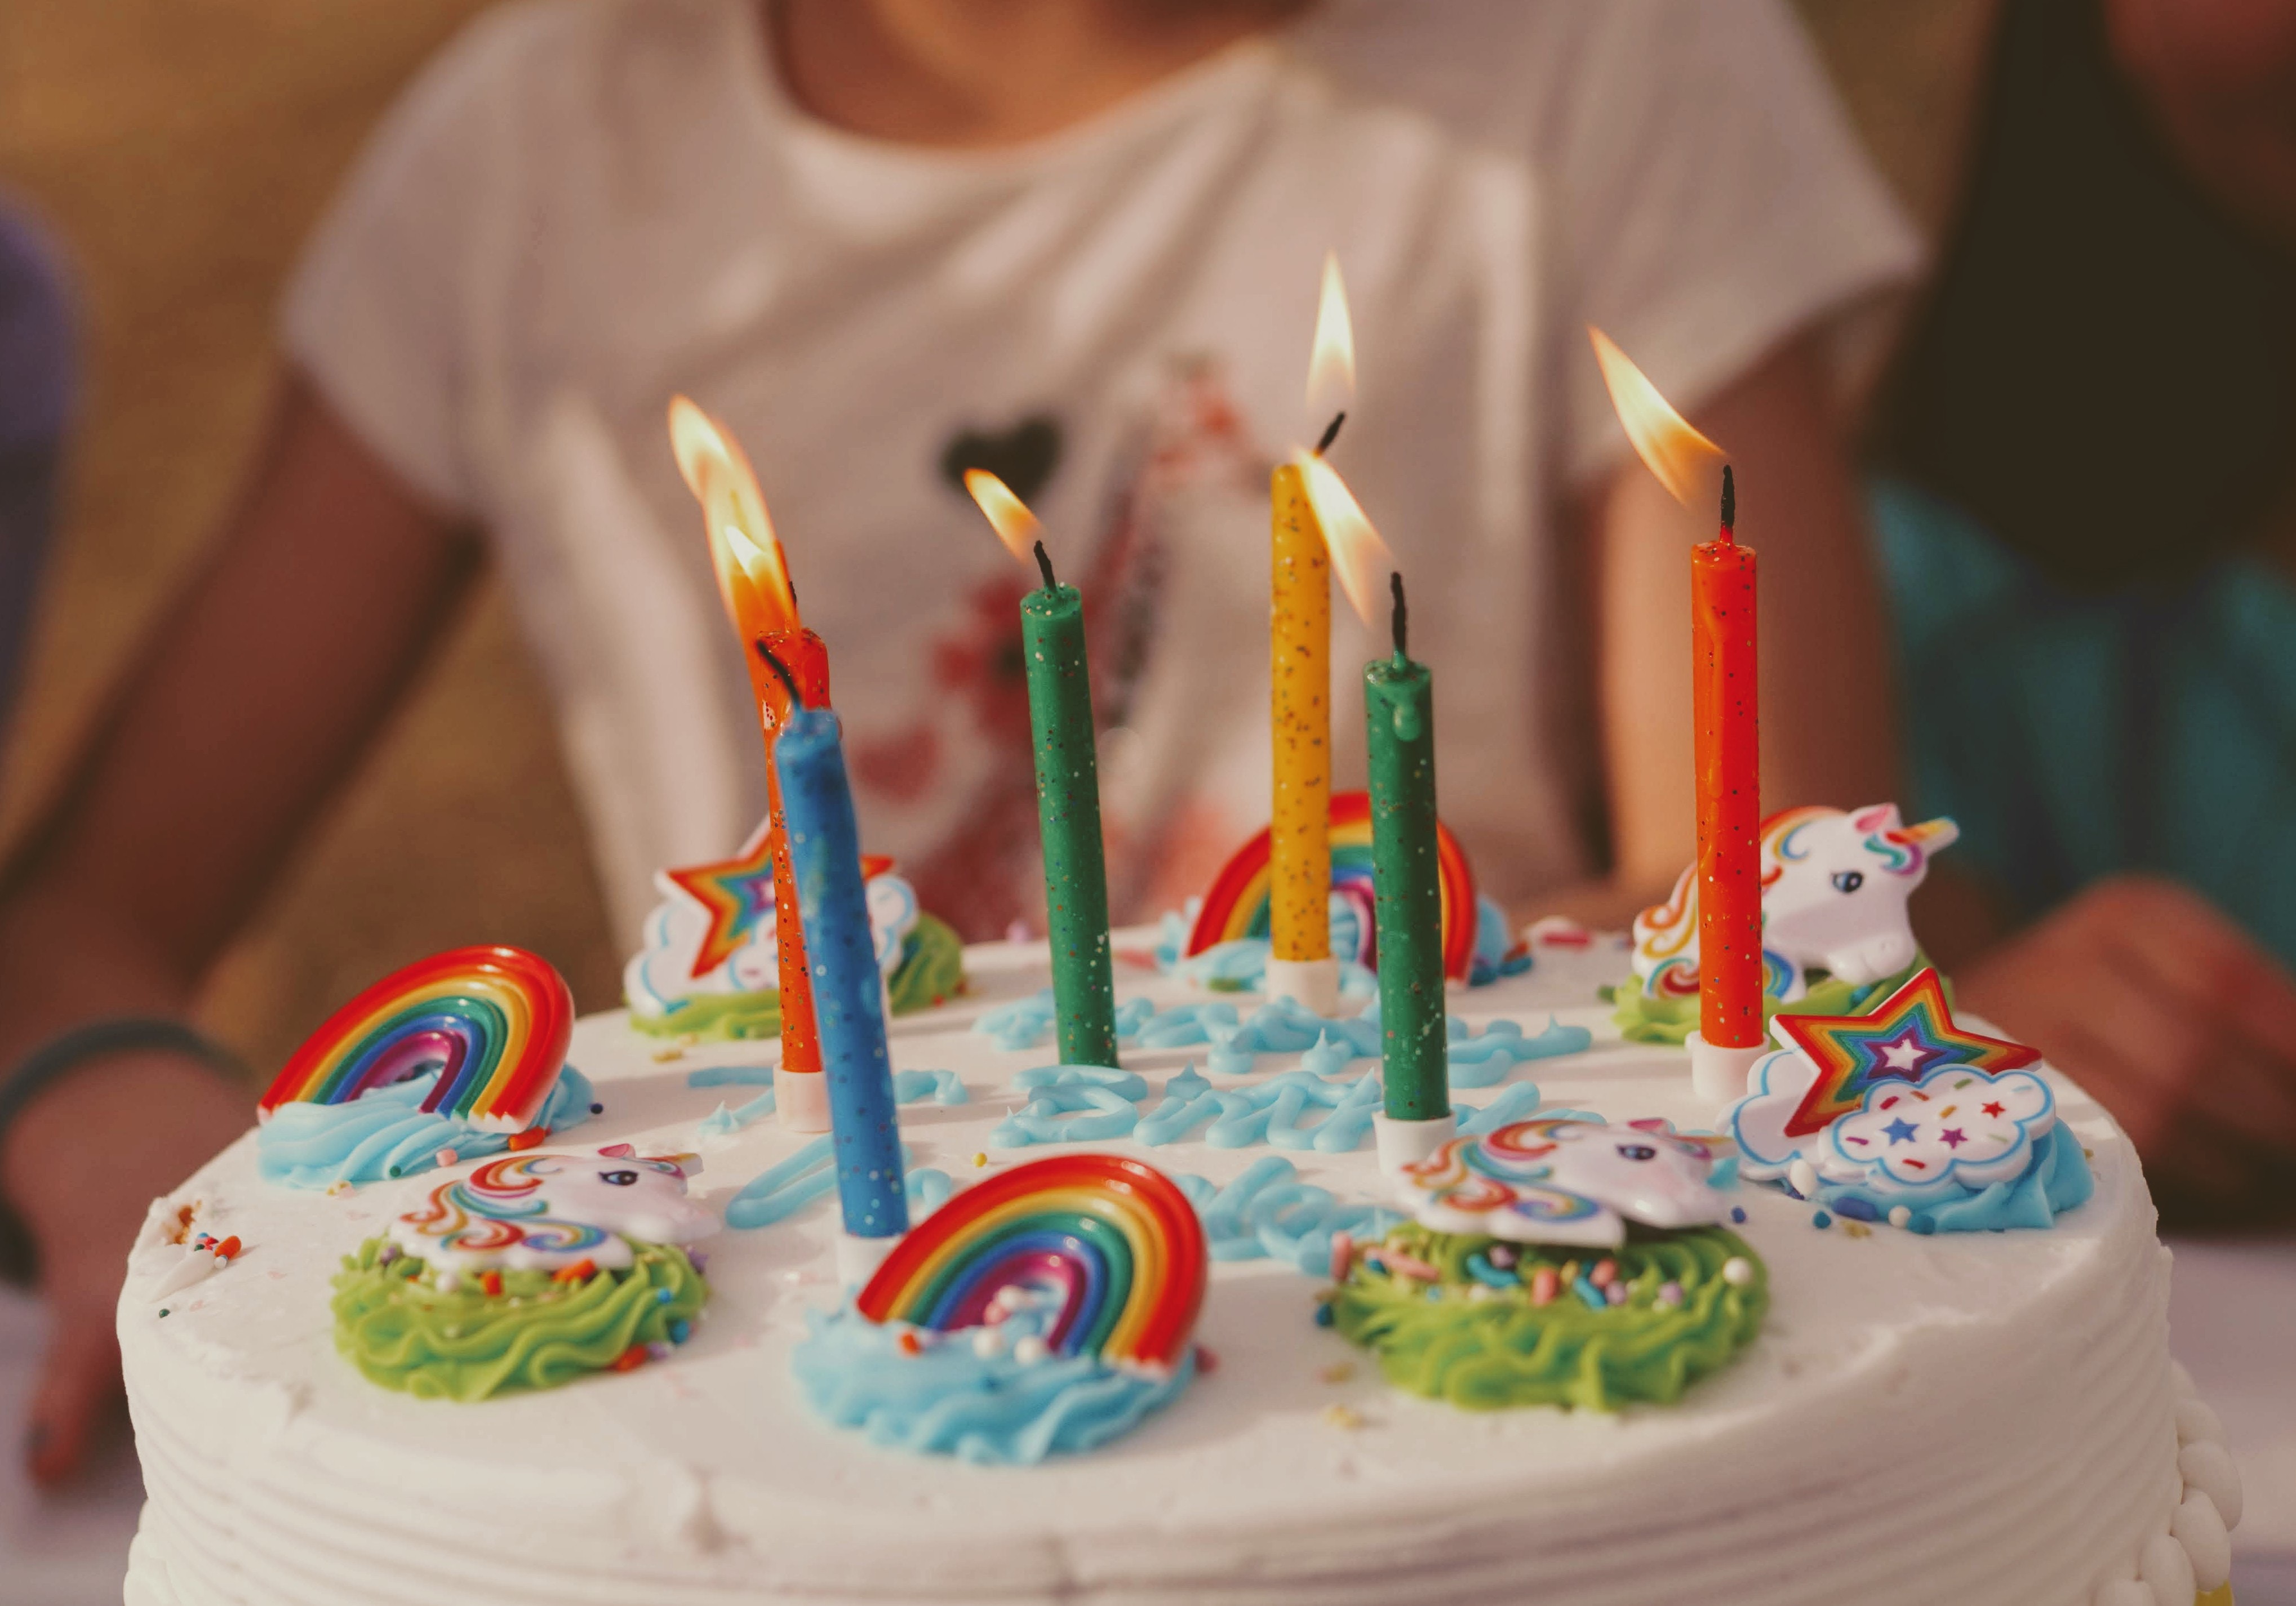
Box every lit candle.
[1364,575,1453,1172]
[668,397,830,1131]
[1267,254,1355,1016]
[1691,468,1763,1079]
[1586,331,1765,1100]
[1291,451,1425,1169]
[766,655,909,1273]
[963,471,1120,1069]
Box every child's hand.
[1,1052,246,1485]
[1959,875,2296,1224]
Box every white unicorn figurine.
[1630,804,1958,1003]
[388,1147,718,1273]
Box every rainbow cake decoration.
[625,821,965,1040]
[794,1153,1208,1463]
[255,945,592,1189]
[1183,789,1522,987]
[1331,1114,1766,1412]
[332,1147,718,1400]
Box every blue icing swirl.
[793,1305,1193,1464]
[256,1067,596,1189]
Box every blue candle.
[773,705,908,1242]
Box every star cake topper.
[664,821,891,980]
[1773,967,2037,1139]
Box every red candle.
[759,630,830,1083]
[1692,466,1761,1050]
[668,397,829,1118]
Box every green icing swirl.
[1327,1223,1765,1412]
[1605,953,1948,1045]
[630,913,967,1042]
[331,1239,708,1401]
[886,913,966,1016]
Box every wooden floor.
[0,0,1989,1071]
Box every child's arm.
[0,372,474,1483]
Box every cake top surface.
[121,934,2164,1599]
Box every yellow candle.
[1271,461,1332,964]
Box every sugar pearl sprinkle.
[1721,1257,1753,1287]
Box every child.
[0,0,1913,1482]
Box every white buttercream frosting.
[122,937,2218,1605]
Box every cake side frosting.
[119,936,2213,1605]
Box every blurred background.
[0,0,1989,1072]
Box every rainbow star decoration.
[661,822,777,980]
[1773,967,2037,1140]
[664,821,889,981]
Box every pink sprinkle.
[434,1149,458,1168]
[1529,1267,1560,1306]
[1195,1346,1219,1376]
[1329,1232,1354,1282]
[1378,1250,1440,1282]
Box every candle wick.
[1718,464,1736,540]
[754,641,805,710]
[1033,539,1059,591]
[1388,570,1408,660]
[1314,412,1346,456]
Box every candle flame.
[1587,327,1726,510]
[1304,251,1356,424]
[1295,450,1392,626]
[963,468,1044,567]
[667,394,799,637]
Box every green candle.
[1366,573,1446,1122]
[1022,542,1120,1068]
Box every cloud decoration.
[1826,1065,2053,1193]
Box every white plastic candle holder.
[1265,955,1340,1017]
[1686,1031,1769,1103]
[775,1067,831,1133]
[1373,1111,1457,1177]
[836,1231,901,1289]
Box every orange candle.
[668,397,829,1127]
[758,629,830,1088]
[1692,466,1760,1051]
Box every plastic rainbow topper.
[856,1154,1207,1376]
[258,945,574,1135]
[1184,790,1477,982]
[1773,966,2039,1140]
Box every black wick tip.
[1033,539,1058,591]
[1719,464,1736,532]
[1314,411,1346,456]
[753,641,804,710]
[1388,570,1408,658]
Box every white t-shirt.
[283,0,1918,944]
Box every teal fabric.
[1869,477,2296,972]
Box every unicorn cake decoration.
[332,1146,720,1400]
[1329,1113,1767,1413]
[1392,1115,1737,1248]
[1619,804,1957,1043]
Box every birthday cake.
[116,917,2237,1605]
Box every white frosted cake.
[116,929,2240,1606]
